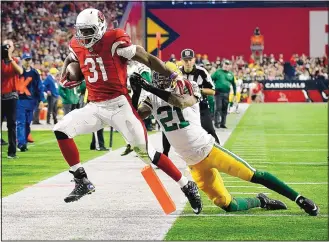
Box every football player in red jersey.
[53,8,202,214]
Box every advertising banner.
[241,80,328,103]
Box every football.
[66,62,84,82]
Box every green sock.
[224,197,261,212]
[251,170,299,201]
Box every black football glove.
[130,72,152,92]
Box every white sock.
[177,175,188,188]
[295,194,302,202]
[70,163,82,172]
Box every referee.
[162,48,220,157]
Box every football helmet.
[75,8,107,49]
[152,62,181,89]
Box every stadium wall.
[144,2,328,60]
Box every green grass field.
[1,130,147,197]
[165,103,328,241]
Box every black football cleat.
[64,167,95,203]
[296,196,319,216]
[257,193,287,210]
[121,144,133,156]
[181,181,203,214]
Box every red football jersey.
[70,29,131,102]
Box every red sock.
[156,154,182,182]
[57,138,80,167]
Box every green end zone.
[165,103,328,241]
[1,130,154,197]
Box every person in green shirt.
[59,85,80,115]
[211,60,236,128]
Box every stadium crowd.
[1,1,127,80]
[170,53,328,81]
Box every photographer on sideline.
[1,40,24,158]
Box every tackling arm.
[132,46,175,77]
[130,73,198,109]
[201,88,215,96]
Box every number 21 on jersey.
[157,106,190,132]
[85,57,108,83]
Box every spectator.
[169,54,176,63]
[16,53,45,152]
[59,85,80,115]
[212,60,236,129]
[1,39,24,158]
[250,27,264,63]
[43,67,59,124]
[195,54,203,65]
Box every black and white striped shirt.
[179,65,215,110]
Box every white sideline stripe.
[176,214,328,217]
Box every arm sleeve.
[231,75,237,95]
[43,78,49,91]
[36,71,46,102]
[201,69,215,89]
[58,86,67,100]
[111,29,135,59]
[211,71,217,86]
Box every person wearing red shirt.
[53,8,202,214]
[1,39,24,158]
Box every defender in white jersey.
[131,68,319,215]
[143,78,214,165]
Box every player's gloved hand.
[130,72,152,91]
[59,72,82,89]
[170,72,193,95]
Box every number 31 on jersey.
[85,57,108,83]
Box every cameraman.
[1,40,23,158]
